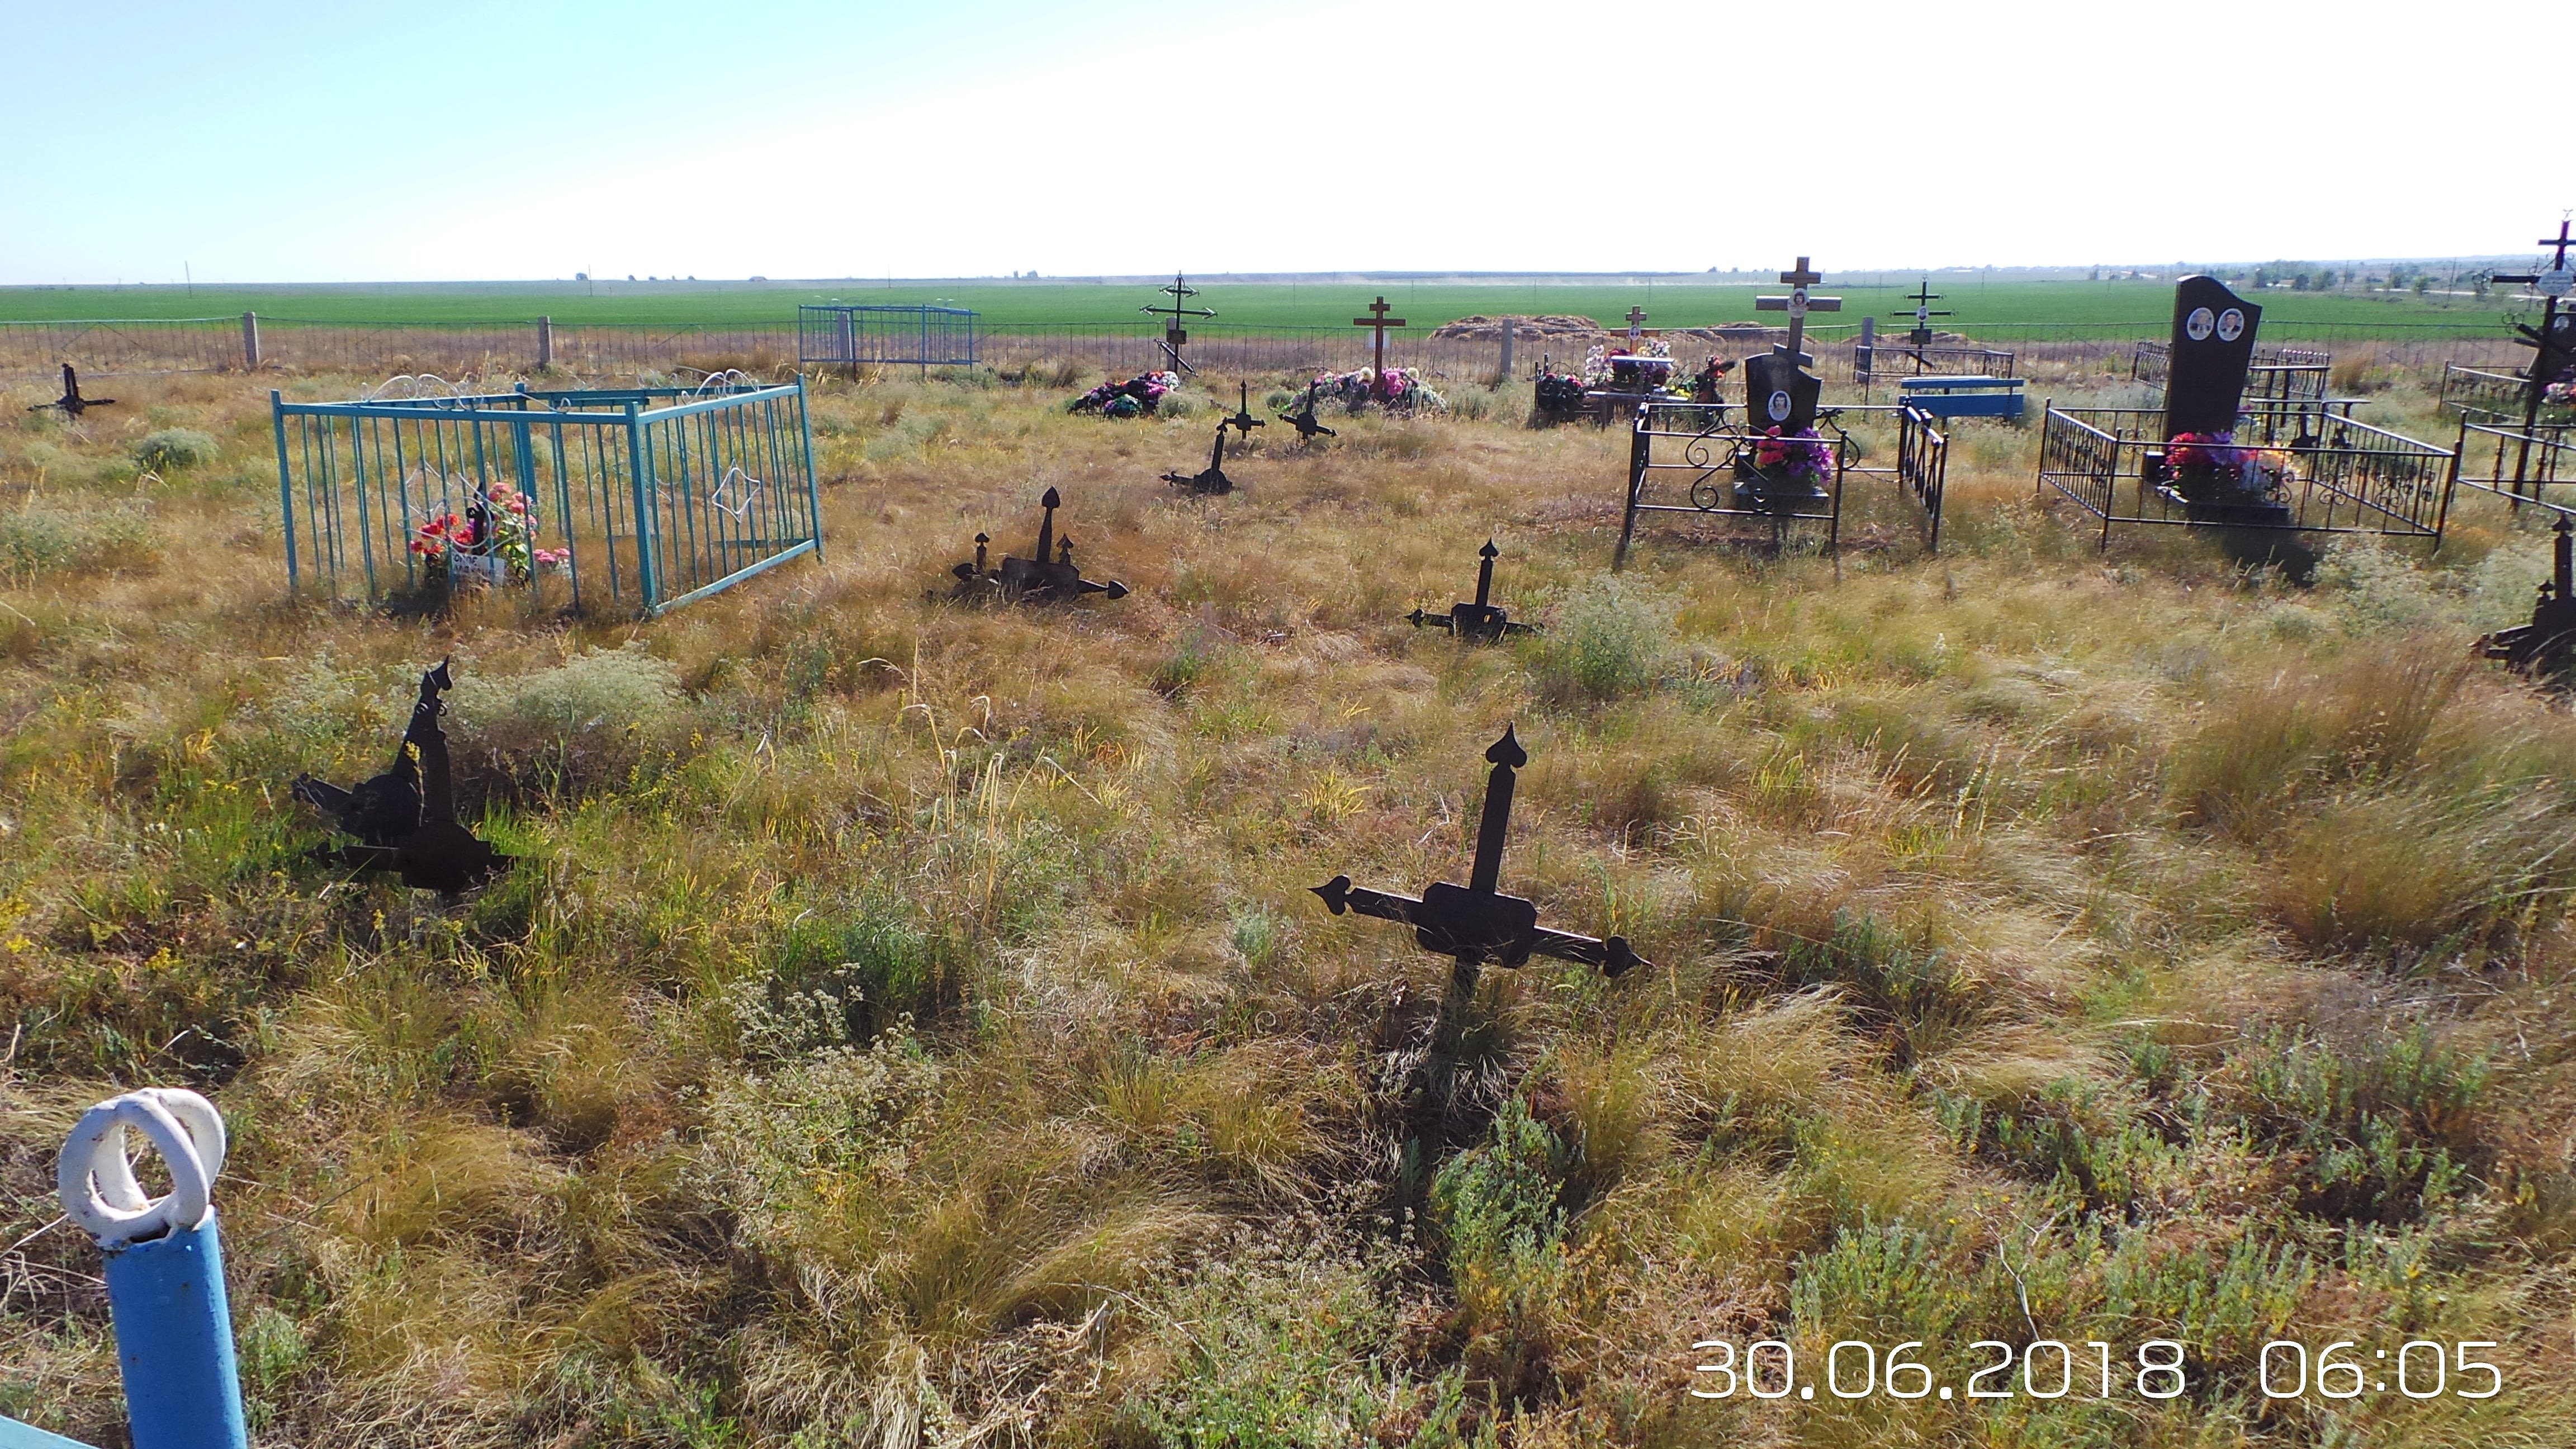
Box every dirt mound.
[1429,314,1603,340]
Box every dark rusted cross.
[291,659,511,897]
[2490,220,2576,494]
[1353,295,1407,376]
[1409,539,1537,641]
[1280,379,1337,442]
[1892,277,1950,348]
[952,487,1129,601]
[1166,382,1266,494]
[1311,726,1642,982]
[1142,273,1218,375]
[2482,515,2576,677]
[28,363,115,418]
[1755,256,1842,367]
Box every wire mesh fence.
[0,314,2535,388]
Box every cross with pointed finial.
[1409,539,1537,640]
[1754,257,1843,367]
[1311,726,1641,981]
[1353,296,1407,376]
[2489,220,2576,485]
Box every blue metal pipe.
[103,1214,248,1449]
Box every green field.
[0,276,2508,333]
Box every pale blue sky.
[2,0,2562,283]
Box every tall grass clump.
[0,495,158,580]
[1523,575,1677,705]
[131,428,219,471]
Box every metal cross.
[1279,379,1337,442]
[1754,256,1843,367]
[1142,273,1218,375]
[1163,385,1262,495]
[290,659,511,897]
[1311,726,1642,981]
[1892,277,1950,347]
[952,487,1129,602]
[27,362,115,418]
[1409,539,1537,641]
[2490,219,2576,493]
[1353,295,1408,376]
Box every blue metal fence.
[271,379,822,616]
[797,304,979,375]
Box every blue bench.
[1899,374,2025,419]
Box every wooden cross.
[1623,305,1648,348]
[1311,726,1641,982]
[1754,255,1842,367]
[1353,295,1407,375]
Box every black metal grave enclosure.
[2040,277,2452,549]
[1612,401,1952,564]
[2448,220,2576,517]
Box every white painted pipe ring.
[57,1088,226,1247]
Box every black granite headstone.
[1740,351,1821,434]
[2163,276,2262,438]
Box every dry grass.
[4,358,2576,1447]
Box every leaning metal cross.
[1755,256,1843,367]
[1311,726,1642,980]
[1354,295,1408,376]
[1143,272,1218,375]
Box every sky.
[2,0,2565,284]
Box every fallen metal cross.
[28,362,115,418]
[1353,295,1408,377]
[1755,255,1842,367]
[291,658,512,898]
[951,486,1129,602]
[1143,273,1218,375]
[1409,539,1537,641]
[1164,382,1266,494]
[1280,379,1337,441]
[1311,726,1644,981]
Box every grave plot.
[2039,276,2453,549]
[1611,257,1953,560]
[797,303,979,378]
[1854,279,2020,386]
[2450,220,2576,514]
[273,378,822,616]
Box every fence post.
[537,316,553,371]
[1497,316,1514,386]
[239,313,260,370]
[42,1089,249,1449]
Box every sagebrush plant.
[3,360,2574,1448]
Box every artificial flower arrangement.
[1689,355,1735,405]
[1068,371,1182,418]
[1606,338,1675,391]
[408,480,566,588]
[1535,364,1590,414]
[2163,430,2289,501]
[1748,425,1834,489]
[1310,365,1448,415]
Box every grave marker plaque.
[2163,275,2262,438]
